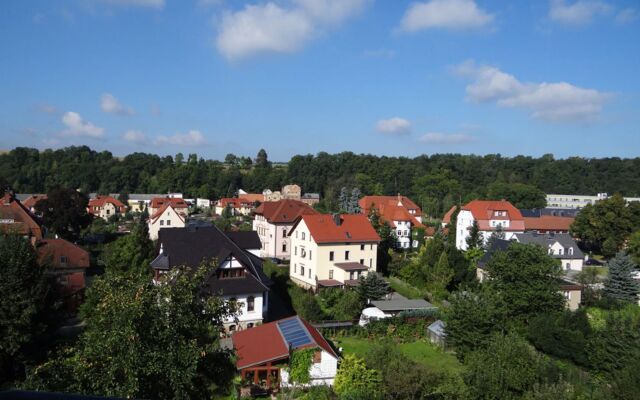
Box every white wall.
[148,207,186,240]
[223,292,264,329]
[281,350,338,387]
[253,215,293,259]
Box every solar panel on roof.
[277,317,313,349]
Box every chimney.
[397,193,402,206]
[332,213,342,226]
[159,242,164,254]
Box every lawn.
[387,276,426,299]
[332,336,463,374]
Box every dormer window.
[568,248,574,255]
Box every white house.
[87,195,126,220]
[150,227,270,331]
[148,204,187,240]
[359,195,425,249]
[456,200,525,251]
[288,213,380,291]
[253,199,318,260]
[514,232,585,272]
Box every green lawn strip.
[387,276,426,299]
[333,336,462,374]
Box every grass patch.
[333,336,462,374]
[387,276,426,299]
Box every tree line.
[3,146,640,217]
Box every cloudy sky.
[1,0,639,160]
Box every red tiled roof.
[150,203,187,222]
[462,200,525,231]
[524,215,574,232]
[37,238,90,269]
[217,198,254,208]
[0,193,43,239]
[22,194,47,210]
[238,193,265,203]
[88,195,126,209]
[442,205,457,225]
[359,195,424,228]
[254,199,318,224]
[293,214,380,244]
[232,316,338,370]
[150,197,188,210]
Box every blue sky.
[1,0,639,161]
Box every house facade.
[456,200,525,250]
[253,199,318,260]
[514,232,585,271]
[87,196,126,220]
[232,316,339,393]
[148,204,187,240]
[288,214,380,291]
[546,192,640,209]
[0,193,43,243]
[150,227,270,331]
[36,238,90,313]
[359,195,424,249]
[215,198,256,216]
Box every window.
[360,259,364,265]
[247,323,254,329]
[345,251,350,260]
[566,263,570,271]
[308,268,312,278]
[160,220,164,226]
[166,219,171,226]
[313,351,322,363]
[300,266,305,276]
[282,243,287,252]
[569,248,574,255]
[329,251,334,261]
[360,244,365,251]
[247,296,255,312]
[329,269,333,279]
[309,250,312,260]
[294,246,297,256]
[350,271,355,280]
[282,229,287,237]
[296,231,298,238]
[229,324,237,332]
[369,259,372,268]
[294,264,297,273]
[558,248,563,255]
[302,232,306,240]
[370,244,373,250]
[60,256,68,264]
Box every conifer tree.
[466,221,483,249]
[603,252,640,303]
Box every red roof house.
[523,215,574,234]
[0,193,43,242]
[87,195,126,220]
[359,195,424,249]
[455,200,525,250]
[232,316,338,391]
[293,214,380,244]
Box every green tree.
[334,354,382,400]
[603,251,640,303]
[255,149,270,168]
[485,225,505,250]
[444,289,502,361]
[356,272,390,304]
[484,243,564,326]
[587,305,640,375]
[466,221,483,250]
[428,251,454,298]
[26,263,235,399]
[0,235,50,384]
[628,230,640,264]
[464,333,559,400]
[487,182,546,209]
[102,221,155,276]
[570,194,639,258]
[35,187,92,241]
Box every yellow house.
[288,213,380,291]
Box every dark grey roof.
[370,299,434,312]
[514,233,584,259]
[478,239,512,269]
[151,226,269,295]
[519,208,581,218]
[227,231,261,250]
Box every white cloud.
[216,0,366,60]
[376,118,411,135]
[95,0,165,9]
[418,132,474,144]
[549,0,611,25]
[122,130,146,143]
[616,8,639,25]
[399,0,494,32]
[453,60,611,122]
[100,93,134,115]
[155,130,206,146]
[60,112,105,138]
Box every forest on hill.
[2,146,640,218]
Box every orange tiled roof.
[150,203,187,222]
[37,238,90,269]
[238,193,265,203]
[462,200,525,231]
[359,195,424,228]
[254,199,318,223]
[22,194,47,210]
[88,195,126,209]
[294,213,380,244]
[0,193,43,239]
[524,215,574,232]
[150,197,188,210]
